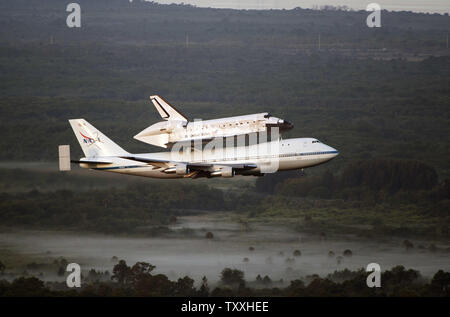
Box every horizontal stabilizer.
[71,158,113,164]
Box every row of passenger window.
[301,151,329,156]
[193,151,331,163]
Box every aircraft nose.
[330,147,339,158]
[324,144,339,158]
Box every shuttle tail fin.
[150,95,188,121]
[68,119,129,158]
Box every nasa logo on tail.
[80,131,102,145]
[80,131,94,144]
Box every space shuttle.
[133,95,294,148]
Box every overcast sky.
[153,1,449,14]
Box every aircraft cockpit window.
[312,140,321,143]
[264,113,271,118]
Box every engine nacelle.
[175,163,190,175]
[221,166,234,177]
[211,166,234,178]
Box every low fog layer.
[0,215,448,284]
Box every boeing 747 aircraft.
[60,119,339,179]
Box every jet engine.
[176,163,190,175]
[164,163,190,175]
[210,166,235,178]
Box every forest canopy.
[0,0,449,178]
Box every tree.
[130,262,156,285]
[8,277,49,296]
[382,266,420,287]
[131,262,155,276]
[287,279,305,296]
[220,268,245,287]
[57,266,65,277]
[134,274,175,296]
[112,260,132,285]
[306,278,340,297]
[175,276,196,296]
[430,270,450,296]
[262,275,272,285]
[199,276,209,296]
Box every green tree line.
[0,260,449,297]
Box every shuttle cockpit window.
[312,140,321,144]
[264,113,272,118]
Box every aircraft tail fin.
[68,119,129,158]
[150,95,188,121]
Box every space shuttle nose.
[266,119,293,131]
[280,120,294,131]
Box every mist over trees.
[0,260,449,297]
[0,158,448,237]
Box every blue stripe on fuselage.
[92,151,339,170]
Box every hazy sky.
[153,1,450,14]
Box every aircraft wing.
[120,155,257,177]
[119,156,172,168]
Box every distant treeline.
[0,260,449,297]
[0,183,224,234]
[238,158,449,238]
[0,159,448,236]
[256,159,449,206]
[2,0,449,48]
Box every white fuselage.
[133,113,292,148]
[85,137,338,179]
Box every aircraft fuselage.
[83,137,338,179]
